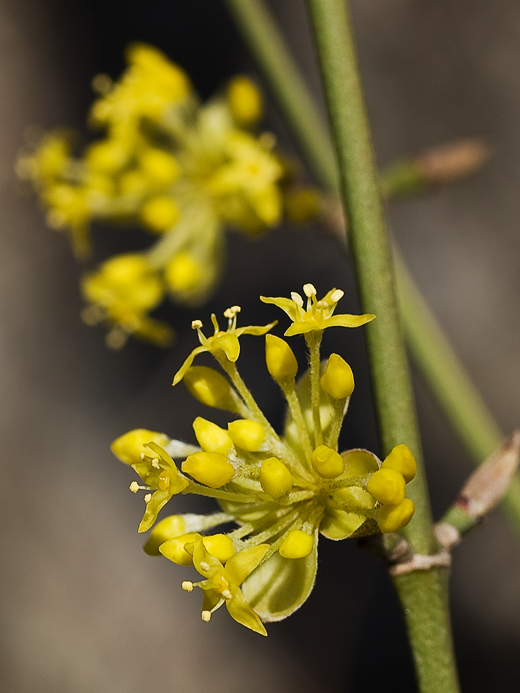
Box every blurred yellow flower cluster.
[18,44,303,348]
[112,286,416,635]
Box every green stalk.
[305,1,459,691]
[222,0,520,537]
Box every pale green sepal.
[227,586,267,636]
[320,508,366,540]
[242,529,318,622]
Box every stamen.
[129,481,140,493]
[210,314,220,333]
[151,458,161,469]
[139,453,146,461]
[201,610,212,622]
[303,283,317,297]
[331,289,344,302]
[191,320,203,330]
[223,305,241,319]
[144,493,152,504]
[291,292,303,307]
[221,589,232,599]
[181,581,194,592]
[200,561,210,572]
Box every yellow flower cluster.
[17,44,297,348]
[112,286,416,635]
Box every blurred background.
[1,0,520,690]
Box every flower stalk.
[305,0,459,690]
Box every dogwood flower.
[112,287,416,634]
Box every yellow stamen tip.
[182,581,194,592]
[129,481,139,493]
[201,610,212,622]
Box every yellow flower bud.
[165,252,204,294]
[284,188,320,224]
[381,444,417,483]
[227,76,262,127]
[111,428,169,464]
[140,196,179,233]
[192,417,233,454]
[333,486,376,510]
[203,534,235,563]
[279,530,313,559]
[311,445,344,479]
[366,468,406,505]
[181,452,234,488]
[265,334,298,381]
[228,419,266,451]
[377,498,415,533]
[159,532,197,565]
[342,449,379,477]
[143,515,186,555]
[260,457,293,498]
[320,353,355,400]
[183,366,237,411]
[85,139,130,174]
[139,148,179,187]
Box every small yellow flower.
[182,535,269,636]
[261,283,375,336]
[172,306,276,384]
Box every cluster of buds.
[112,285,416,635]
[18,44,318,349]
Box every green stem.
[222,0,520,542]
[306,331,323,447]
[305,1,459,691]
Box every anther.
[221,589,232,599]
[139,453,146,461]
[181,581,194,592]
[201,610,212,622]
[331,289,344,302]
[151,458,160,469]
[200,561,210,572]
[191,320,203,330]
[303,283,317,297]
[129,481,140,493]
[291,292,303,307]
[144,493,152,504]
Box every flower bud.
[181,452,234,488]
[203,534,235,563]
[381,444,417,483]
[139,148,179,186]
[227,76,262,127]
[260,457,293,498]
[111,428,169,464]
[367,468,406,505]
[265,334,298,381]
[228,419,266,452]
[193,417,233,454]
[143,515,186,555]
[377,498,415,533]
[165,251,204,294]
[159,532,196,565]
[183,366,238,411]
[140,196,179,233]
[311,445,344,479]
[320,353,355,400]
[279,530,313,559]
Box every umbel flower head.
[112,286,416,635]
[17,44,297,349]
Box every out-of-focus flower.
[112,287,416,634]
[18,44,293,347]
